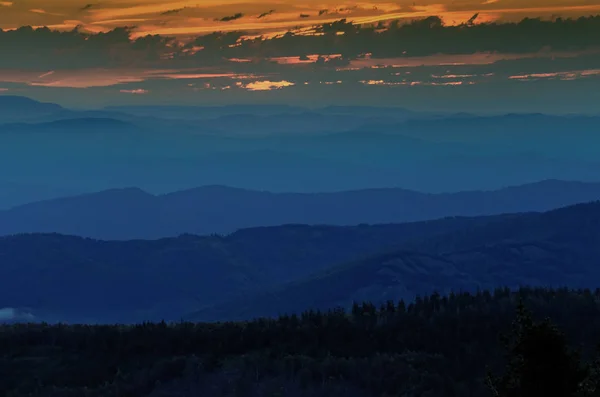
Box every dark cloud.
[257,10,275,19]
[2,15,600,70]
[217,15,600,59]
[161,8,184,16]
[299,14,310,18]
[80,4,96,12]
[467,13,479,25]
[319,9,329,16]
[336,6,358,12]
[0,26,173,69]
[184,31,244,52]
[217,13,244,22]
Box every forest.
[3,287,600,396]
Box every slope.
[187,200,600,322]
[0,215,503,323]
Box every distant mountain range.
[0,117,135,133]
[103,104,421,120]
[2,199,600,324]
[0,96,63,122]
[3,96,600,325]
[0,181,81,211]
[2,95,600,195]
[0,180,599,240]
[0,96,420,132]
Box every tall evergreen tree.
[487,300,591,397]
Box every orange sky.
[1,0,600,37]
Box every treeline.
[2,287,600,396]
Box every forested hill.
[189,200,600,322]
[0,214,514,324]
[2,287,600,397]
[4,199,600,324]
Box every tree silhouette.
[487,300,596,397]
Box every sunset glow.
[509,69,600,81]
[1,0,600,107]
[1,1,600,38]
[243,80,296,91]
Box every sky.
[1,0,600,110]
[2,0,600,35]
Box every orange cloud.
[338,48,599,70]
[2,0,600,37]
[0,69,147,88]
[130,4,600,37]
[0,68,263,88]
[243,80,295,91]
[509,69,600,81]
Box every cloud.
[0,26,174,69]
[257,10,275,19]
[508,69,600,81]
[38,71,55,78]
[243,80,295,91]
[2,14,600,109]
[3,16,600,72]
[161,8,185,16]
[0,307,35,322]
[218,13,244,22]
[0,67,261,88]
[2,0,600,40]
[120,88,149,94]
[29,8,65,17]
[0,1,12,6]
[0,308,17,320]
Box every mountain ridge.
[186,200,600,322]
[1,199,600,323]
[1,179,600,240]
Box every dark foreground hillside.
[0,215,515,323]
[2,288,600,397]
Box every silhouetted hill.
[104,104,305,119]
[397,113,600,148]
[0,96,63,122]
[320,105,418,117]
[3,199,600,323]
[0,117,135,132]
[4,288,600,397]
[0,215,513,323]
[2,104,600,194]
[1,180,600,239]
[0,181,81,210]
[188,200,600,321]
